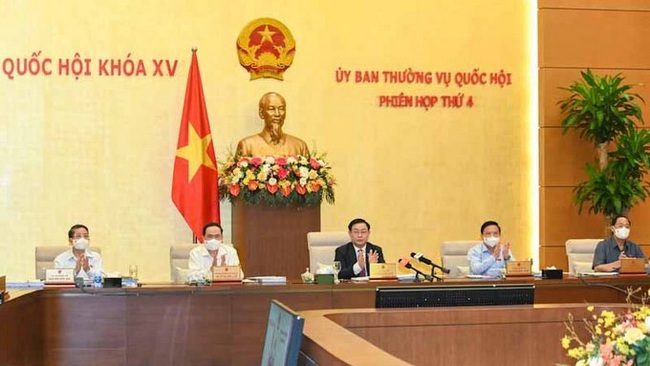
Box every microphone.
[410,252,451,274]
[398,258,433,282]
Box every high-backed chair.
[35,246,102,280]
[566,239,602,274]
[307,231,350,273]
[440,240,482,277]
[170,244,198,283]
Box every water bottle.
[93,273,103,288]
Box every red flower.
[277,167,289,179]
[250,156,262,166]
[310,182,321,192]
[280,185,291,197]
[247,181,259,191]
[229,184,240,197]
[295,184,307,195]
[275,157,287,166]
[309,158,321,170]
[237,157,250,167]
[267,184,278,194]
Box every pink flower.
[250,157,262,166]
[309,158,321,170]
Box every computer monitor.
[260,300,305,366]
[375,284,535,308]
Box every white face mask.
[73,238,89,250]
[614,227,630,240]
[484,236,500,247]
[205,239,221,251]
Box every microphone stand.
[430,267,443,282]
[414,270,435,283]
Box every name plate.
[212,265,242,282]
[370,263,397,279]
[45,268,75,283]
[620,258,646,274]
[506,261,532,277]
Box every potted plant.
[558,69,650,219]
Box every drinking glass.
[129,264,138,279]
[332,261,341,284]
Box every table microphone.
[398,258,433,281]
[410,252,451,274]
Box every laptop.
[619,258,646,274]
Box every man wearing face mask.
[54,224,103,279]
[188,222,243,277]
[467,220,515,277]
[593,215,647,272]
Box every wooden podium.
[231,200,320,279]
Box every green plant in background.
[558,69,650,218]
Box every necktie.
[358,249,366,276]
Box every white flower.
[299,177,307,186]
[588,356,603,366]
[265,156,275,164]
[287,156,297,164]
[624,327,645,344]
[268,177,277,185]
[187,269,211,284]
[645,315,650,332]
[298,166,309,177]
[240,161,248,168]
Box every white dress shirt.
[188,243,244,277]
[53,248,103,279]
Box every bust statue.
[236,92,309,157]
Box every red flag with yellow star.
[171,50,219,240]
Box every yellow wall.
[0,0,534,281]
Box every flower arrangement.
[562,289,650,366]
[218,153,335,206]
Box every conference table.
[1,275,647,366]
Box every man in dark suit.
[334,218,385,279]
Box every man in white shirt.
[188,222,243,278]
[54,224,103,279]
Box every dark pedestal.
[232,200,320,279]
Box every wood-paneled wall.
[539,0,650,269]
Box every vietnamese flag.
[171,49,219,241]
